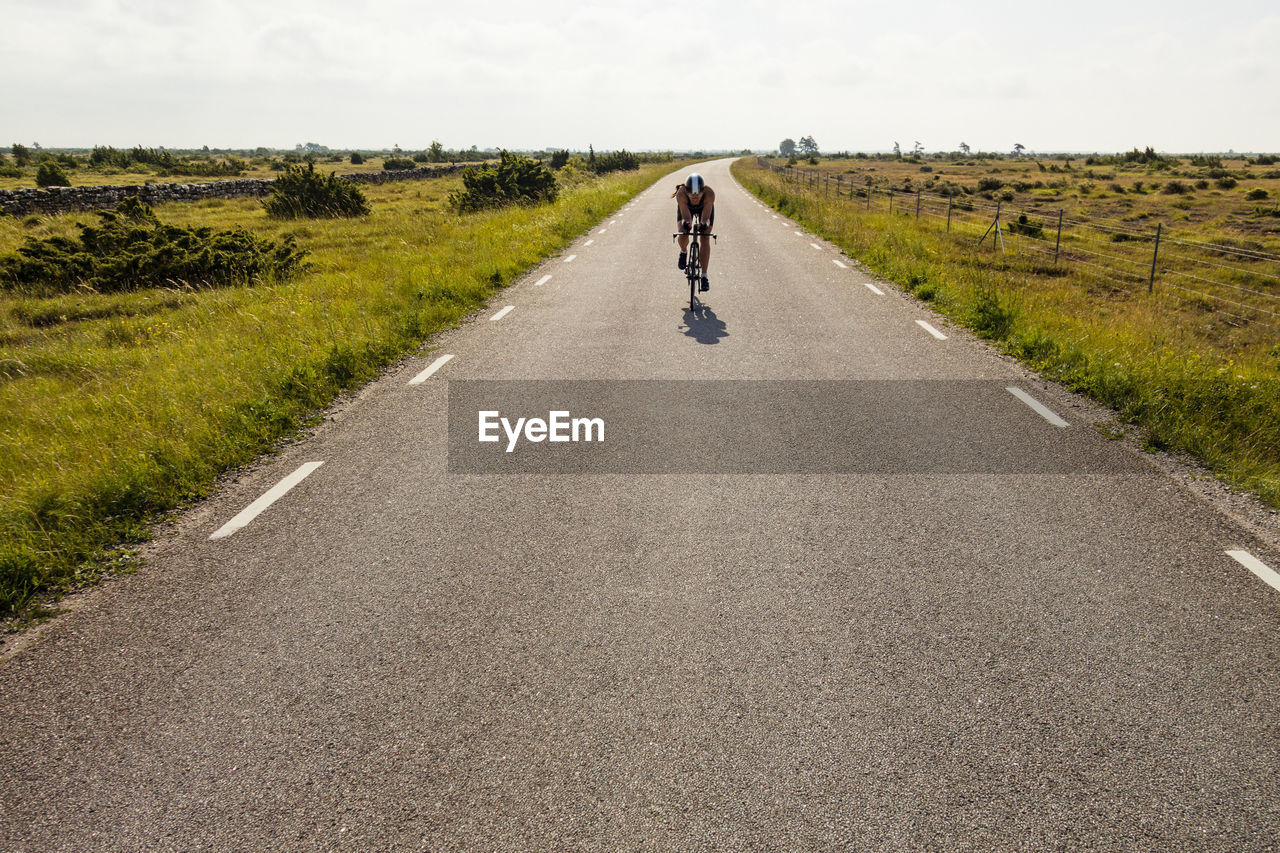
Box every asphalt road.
[3,159,1279,851]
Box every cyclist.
[673,173,715,291]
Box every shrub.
[0,197,306,296]
[264,163,370,219]
[1194,179,1209,190]
[349,151,365,165]
[0,162,20,178]
[35,162,71,187]
[382,157,416,170]
[1162,180,1189,194]
[448,151,557,213]
[1006,213,1045,238]
[1109,182,1126,194]
[1245,188,1269,201]
[1216,176,1238,189]
[1253,155,1278,166]
[591,149,639,175]
[977,177,1004,192]
[550,150,570,170]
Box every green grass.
[733,157,1280,508]
[0,162,687,618]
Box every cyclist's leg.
[700,213,713,272]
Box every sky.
[3,0,1278,154]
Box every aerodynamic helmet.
[684,173,705,194]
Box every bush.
[0,197,306,296]
[1216,176,1238,189]
[448,151,557,213]
[1194,179,1209,190]
[1245,188,1269,201]
[550,150,570,170]
[1162,180,1189,194]
[0,162,20,178]
[977,177,1003,192]
[350,151,365,165]
[1006,213,1044,238]
[383,157,416,170]
[35,162,71,187]
[590,149,639,175]
[264,163,370,219]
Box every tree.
[892,141,901,158]
[11,143,32,167]
[427,140,445,162]
[913,141,924,157]
[959,142,971,156]
[779,138,797,157]
[1013,143,1026,157]
[798,136,819,157]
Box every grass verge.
[0,162,687,619]
[732,158,1280,508]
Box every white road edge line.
[1227,550,1280,593]
[863,282,885,296]
[534,275,552,287]
[490,305,515,322]
[210,462,324,540]
[598,228,607,234]
[916,320,948,341]
[1006,387,1070,428]
[794,231,804,236]
[563,255,577,263]
[833,259,848,269]
[584,239,594,246]
[408,353,453,386]
[810,243,822,251]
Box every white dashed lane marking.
[916,320,948,341]
[210,462,324,540]
[490,305,515,322]
[1006,387,1069,428]
[534,275,552,287]
[1227,550,1280,593]
[408,353,453,386]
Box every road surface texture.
[3,160,1279,851]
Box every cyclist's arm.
[675,187,692,229]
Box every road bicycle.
[673,213,716,312]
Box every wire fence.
[756,158,1280,334]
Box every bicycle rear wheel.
[687,241,700,310]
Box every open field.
[780,152,1280,240]
[734,156,1280,509]
[0,160,687,618]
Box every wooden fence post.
[1054,210,1063,264]
[1149,223,1162,293]
[946,196,953,231]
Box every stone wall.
[0,164,469,218]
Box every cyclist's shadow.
[680,300,729,345]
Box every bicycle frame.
[673,213,716,311]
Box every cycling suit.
[677,189,714,231]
